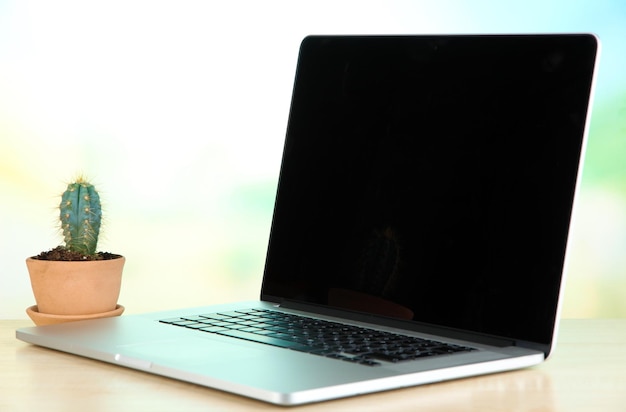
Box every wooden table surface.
[1,319,625,411]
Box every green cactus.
[59,177,102,256]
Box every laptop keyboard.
[159,308,475,367]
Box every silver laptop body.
[17,34,599,406]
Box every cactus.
[59,177,102,256]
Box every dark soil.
[33,246,121,261]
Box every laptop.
[17,34,599,406]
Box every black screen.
[262,35,597,345]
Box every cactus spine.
[59,178,102,256]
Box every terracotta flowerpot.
[26,256,124,316]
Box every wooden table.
[1,319,625,411]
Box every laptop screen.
[262,35,598,345]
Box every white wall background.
[1,0,625,319]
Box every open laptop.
[17,34,599,406]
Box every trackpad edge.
[116,336,263,369]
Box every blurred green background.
[1,1,625,318]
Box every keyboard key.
[200,314,232,321]
[198,326,229,333]
[181,315,210,322]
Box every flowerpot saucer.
[26,304,125,326]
